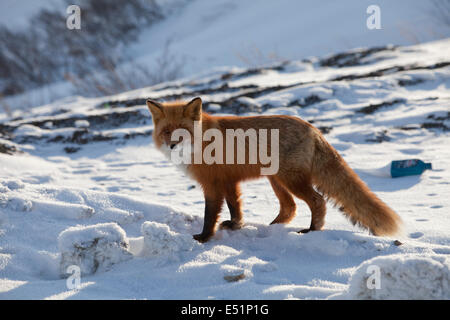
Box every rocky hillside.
[1,40,449,157]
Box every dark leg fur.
[194,193,224,243]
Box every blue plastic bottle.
[390,159,432,178]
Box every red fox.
[147,97,402,243]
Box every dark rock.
[357,99,405,115]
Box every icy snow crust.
[0,39,450,299]
[58,223,132,276]
[337,254,450,299]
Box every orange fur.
[147,97,402,242]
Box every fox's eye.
[162,129,171,136]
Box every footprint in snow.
[156,191,176,197]
[432,248,450,255]
[103,167,127,172]
[74,163,95,169]
[72,169,94,174]
[409,232,424,239]
[91,175,115,181]
[399,148,423,155]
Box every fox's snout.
[161,130,184,150]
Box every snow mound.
[140,221,198,256]
[2,179,25,190]
[58,223,132,277]
[0,195,33,212]
[345,254,450,299]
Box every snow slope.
[2,0,449,112]
[0,39,449,299]
[131,0,449,75]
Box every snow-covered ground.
[0,39,449,299]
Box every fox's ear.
[146,99,164,122]
[184,97,202,121]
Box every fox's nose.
[170,143,176,150]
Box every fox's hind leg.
[277,172,326,232]
[220,182,244,230]
[268,176,297,224]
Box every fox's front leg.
[220,182,244,230]
[193,188,224,243]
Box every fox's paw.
[219,220,243,230]
[298,226,323,234]
[193,233,212,243]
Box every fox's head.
[146,97,202,153]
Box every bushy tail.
[311,137,402,236]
